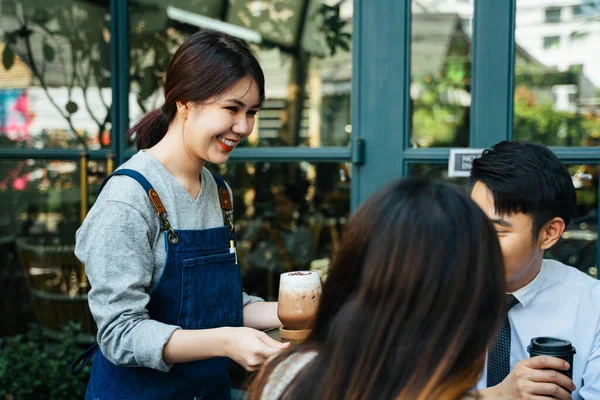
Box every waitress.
[72,30,288,399]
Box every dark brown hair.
[469,141,576,239]
[252,178,505,400]
[128,29,265,150]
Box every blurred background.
[0,0,598,397]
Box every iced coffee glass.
[277,271,322,341]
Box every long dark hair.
[252,178,505,400]
[128,29,265,150]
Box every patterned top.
[258,350,480,399]
[259,351,318,400]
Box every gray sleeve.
[243,292,264,306]
[75,199,179,372]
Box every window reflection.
[127,0,352,149]
[548,165,598,279]
[0,158,108,337]
[0,0,112,150]
[514,1,600,146]
[207,161,351,300]
[226,0,304,47]
[408,163,468,189]
[410,1,474,148]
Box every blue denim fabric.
[83,169,242,400]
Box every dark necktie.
[487,294,520,387]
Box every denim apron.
[71,169,243,400]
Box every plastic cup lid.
[528,337,575,354]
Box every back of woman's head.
[254,178,505,400]
[129,29,265,149]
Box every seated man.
[470,141,599,400]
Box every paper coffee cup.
[527,337,576,380]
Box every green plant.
[0,323,92,400]
[513,85,600,147]
[317,1,352,56]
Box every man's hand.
[478,356,576,399]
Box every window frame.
[1,0,598,280]
[543,35,561,49]
[545,6,562,23]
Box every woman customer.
[252,178,506,400]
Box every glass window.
[546,164,598,279]
[226,0,305,48]
[408,163,468,189]
[1,159,78,242]
[0,158,107,336]
[514,1,600,146]
[206,161,350,301]
[545,7,562,23]
[572,5,584,17]
[0,1,112,150]
[410,1,473,148]
[408,162,598,279]
[127,0,352,149]
[155,0,224,19]
[543,36,560,49]
[0,157,107,245]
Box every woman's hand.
[223,327,290,371]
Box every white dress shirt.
[476,259,600,399]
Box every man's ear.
[538,217,566,250]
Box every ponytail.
[127,103,176,150]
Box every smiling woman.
[147,77,263,169]
[128,30,265,154]
[72,30,290,400]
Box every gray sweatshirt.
[75,151,262,372]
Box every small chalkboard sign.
[448,149,485,177]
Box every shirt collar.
[508,260,547,308]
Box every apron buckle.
[158,213,179,245]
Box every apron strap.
[98,168,153,194]
[209,171,234,234]
[98,169,234,239]
[98,169,178,244]
[70,343,99,375]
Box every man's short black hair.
[469,141,576,237]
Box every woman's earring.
[181,112,188,120]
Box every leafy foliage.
[317,2,351,56]
[0,323,92,400]
[514,85,600,147]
